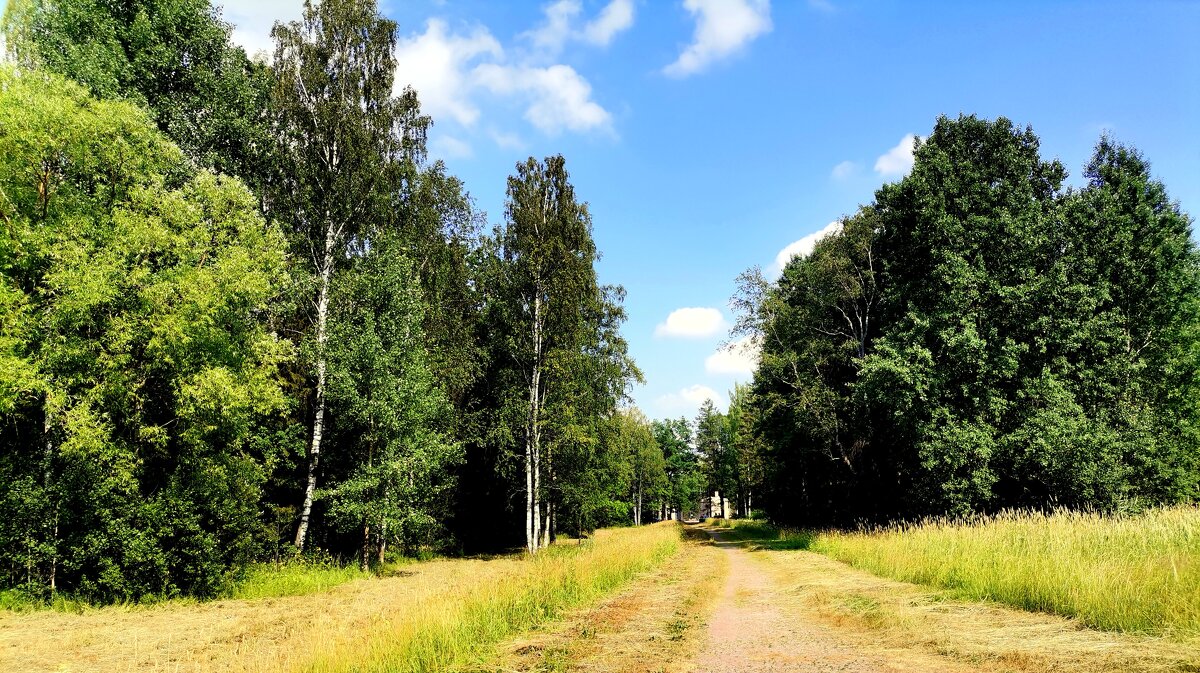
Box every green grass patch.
[227,560,372,600]
[306,522,682,672]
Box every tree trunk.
[43,403,56,592]
[540,444,553,548]
[526,289,543,553]
[295,223,336,551]
[377,518,387,565]
[360,519,371,572]
[635,479,642,526]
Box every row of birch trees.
[0,0,655,601]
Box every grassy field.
[715,506,1200,637]
[0,523,680,673]
[306,522,680,672]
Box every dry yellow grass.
[478,524,725,673]
[811,507,1200,637]
[0,523,680,673]
[745,536,1200,673]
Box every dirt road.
[695,529,964,673]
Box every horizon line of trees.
[731,115,1200,526]
[4,0,1194,607]
[0,0,701,603]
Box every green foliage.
[652,417,703,519]
[0,66,292,600]
[322,243,462,556]
[740,115,1200,525]
[3,0,273,184]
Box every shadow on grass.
[700,520,816,551]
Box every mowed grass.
[306,522,680,672]
[0,523,681,673]
[714,507,1200,637]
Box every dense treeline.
[737,115,1200,526]
[0,0,691,602]
[7,0,1186,608]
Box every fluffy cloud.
[489,129,526,151]
[394,20,503,127]
[222,1,305,58]
[831,160,858,180]
[664,0,772,78]
[583,0,636,46]
[773,221,843,273]
[473,63,612,135]
[705,335,760,376]
[655,384,726,414]
[429,134,473,159]
[875,133,918,177]
[392,19,612,136]
[525,0,635,55]
[655,307,728,339]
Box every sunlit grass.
[812,507,1200,636]
[301,522,681,673]
[714,507,1200,637]
[228,560,372,600]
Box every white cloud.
[773,221,842,273]
[429,134,473,159]
[655,307,728,339]
[473,63,611,135]
[394,20,503,127]
[831,160,858,180]
[392,19,612,137]
[524,0,581,54]
[655,384,726,414]
[489,128,526,150]
[705,335,760,376]
[224,1,305,58]
[808,0,836,13]
[663,0,772,78]
[525,0,635,55]
[583,0,636,46]
[875,133,918,177]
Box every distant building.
[698,490,730,519]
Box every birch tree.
[270,0,428,551]
[498,156,600,553]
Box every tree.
[3,0,273,188]
[725,383,763,518]
[488,154,637,552]
[322,242,460,568]
[652,417,701,520]
[695,399,730,517]
[610,409,664,526]
[269,0,428,551]
[738,115,1200,525]
[0,67,291,599]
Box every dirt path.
[482,525,725,673]
[695,528,969,673]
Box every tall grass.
[228,561,372,600]
[810,507,1200,637]
[304,522,681,673]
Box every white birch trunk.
[294,223,336,551]
[526,289,543,553]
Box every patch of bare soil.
[694,528,973,673]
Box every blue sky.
[230,0,1200,420]
[20,0,1200,421]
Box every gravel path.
[696,530,932,673]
